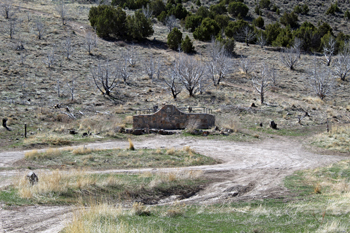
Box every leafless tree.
[33,18,46,40]
[1,0,16,19]
[143,54,161,81]
[142,4,153,19]
[323,35,336,66]
[333,41,350,81]
[242,26,255,46]
[176,53,206,97]
[270,64,277,86]
[84,31,97,55]
[256,33,266,49]
[124,45,138,67]
[307,56,334,100]
[43,46,55,68]
[252,63,272,104]
[55,0,69,25]
[280,47,300,70]
[119,57,131,85]
[164,64,182,99]
[240,56,253,74]
[19,51,28,65]
[57,79,61,98]
[292,37,303,58]
[90,60,119,96]
[67,77,77,101]
[62,36,74,59]
[206,39,231,86]
[5,19,17,39]
[165,15,177,32]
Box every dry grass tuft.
[312,124,350,152]
[166,148,175,155]
[128,138,135,150]
[14,170,97,199]
[72,146,93,155]
[314,183,322,194]
[25,148,63,160]
[64,203,161,233]
[164,202,186,217]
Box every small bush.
[280,12,299,28]
[181,35,195,53]
[193,17,220,41]
[127,9,154,40]
[150,0,166,16]
[196,0,201,6]
[345,10,350,20]
[157,11,167,23]
[167,27,183,50]
[89,5,127,39]
[326,3,341,15]
[293,4,309,15]
[254,6,261,15]
[228,2,249,17]
[259,0,270,9]
[214,14,229,29]
[223,38,235,55]
[254,16,264,28]
[184,15,203,32]
[210,2,227,15]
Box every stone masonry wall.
[133,105,215,130]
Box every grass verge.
[0,169,207,206]
[20,146,218,169]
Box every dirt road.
[0,135,347,232]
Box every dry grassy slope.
[0,0,349,150]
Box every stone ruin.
[133,105,215,130]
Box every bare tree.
[292,37,303,58]
[252,63,272,104]
[165,15,177,32]
[176,53,206,97]
[333,41,350,81]
[33,18,46,40]
[55,0,69,25]
[62,36,74,59]
[307,56,334,100]
[67,77,77,101]
[270,64,277,86]
[124,45,138,67]
[84,31,97,55]
[19,51,28,65]
[43,46,55,68]
[280,47,300,70]
[323,35,336,66]
[206,39,231,86]
[164,64,182,99]
[256,33,266,49]
[5,19,17,39]
[242,26,255,46]
[90,60,119,96]
[142,4,153,19]
[240,56,253,74]
[143,54,160,81]
[57,79,61,98]
[1,0,16,19]
[119,57,131,85]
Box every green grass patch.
[250,126,308,137]
[20,147,218,170]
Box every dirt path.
[0,135,348,232]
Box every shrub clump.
[167,27,183,50]
[228,2,249,18]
